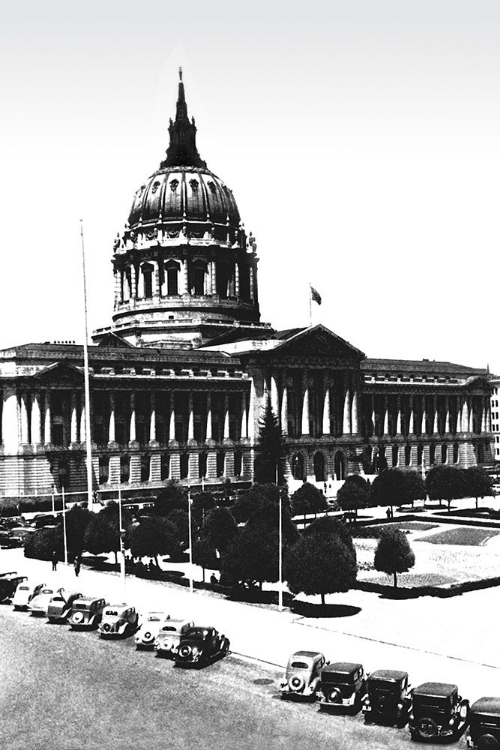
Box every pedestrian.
[386,507,391,520]
[73,556,81,577]
[51,550,58,571]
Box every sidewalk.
[2,545,500,703]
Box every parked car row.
[6,572,230,668]
[280,651,500,747]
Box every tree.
[221,524,278,590]
[232,483,290,524]
[62,505,93,559]
[200,507,238,555]
[191,492,216,523]
[290,483,328,518]
[128,516,180,565]
[284,533,357,607]
[154,481,188,516]
[425,465,468,511]
[167,508,197,547]
[24,526,62,561]
[254,397,286,485]
[374,527,415,588]
[465,466,494,509]
[336,478,368,519]
[83,502,131,563]
[369,468,425,513]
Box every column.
[234,262,240,298]
[206,393,213,440]
[2,386,20,452]
[351,388,359,435]
[421,396,427,435]
[211,261,217,295]
[137,265,145,299]
[80,393,86,443]
[223,395,230,440]
[70,392,78,444]
[31,392,42,445]
[462,398,469,433]
[408,395,414,434]
[301,377,310,437]
[281,386,288,436]
[20,392,29,444]
[150,392,156,442]
[371,394,376,436]
[130,264,137,299]
[44,391,52,444]
[249,265,255,302]
[182,259,189,294]
[445,396,450,434]
[270,373,279,417]
[432,396,438,435]
[343,380,351,435]
[129,393,136,443]
[322,385,330,436]
[188,393,195,441]
[154,260,161,296]
[248,380,256,442]
[108,393,116,443]
[383,396,389,436]
[396,396,402,436]
[241,393,248,439]
[114,270,121,304]
[169,393,175,441]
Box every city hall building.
[0,73,493,500]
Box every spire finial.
[160,70,207,169]
[179,66,183,82]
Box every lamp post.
[276,463,283,612]
[62,487,68,565]
[118,488,126,594]
[188,486,194,597]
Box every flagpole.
[309,284,312,327]
[80,220,94,513]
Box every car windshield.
[370,682,399,694]
[18,586,29,591]
[51,597,65,602]
[290,661,310,670]
[186,628,208,639]
[73,603,89,610]
[161,626,179,633]
[322,673,352,684]
[41,589,53,595]
[414,696,450,712]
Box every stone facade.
[0,72,493,500]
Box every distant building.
[0,72,493,501]
[489,379,500,464]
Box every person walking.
[51,550,58,572]
[73,556,81,577]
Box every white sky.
[0,1,498,372]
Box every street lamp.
[118,488,126,595]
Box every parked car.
[318,662,368,712]
[47,590,83,623]
[467,697,500,749]
[0,572,28,603]
[98,604,139,638]
[363,669,411,726]
[409,682,469,741]
[134,611,171,649]
[28,586,59,616]
[154,619,194,658]
[68,597,107,629]
[280,651,327,699]
[173,625,230,667]
[11,581,46,611]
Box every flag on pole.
[310,285,322,305]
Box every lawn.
[416,527,500,546]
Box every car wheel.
[72,612,84,625]
[178,644,192,659]
[142,632,154,644]
[221,638,230,655]
[417,717,438,738]
[477,735,500,750]
[101,623,112,634]
[289,676,305,693]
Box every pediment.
[272,325,365,361]
[32,361,86,385]
[96,332,134,348]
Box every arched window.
[430,444,436,465]
[314,452,325,482]
[165,261,180,296]
[453,442,459,463]
[99,457,109,485]
[417,445,424,466]
[334,451,345,481]
[292,454,304,481]
[441,444,447,464]
[141,455,150,482]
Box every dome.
[128,166,240,231]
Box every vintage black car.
[466,697,500,749]
[173,626,230,667]
[363,669,411,726]
[318,662,367,712]
[0,572,27,603]
[409,682,469,741]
